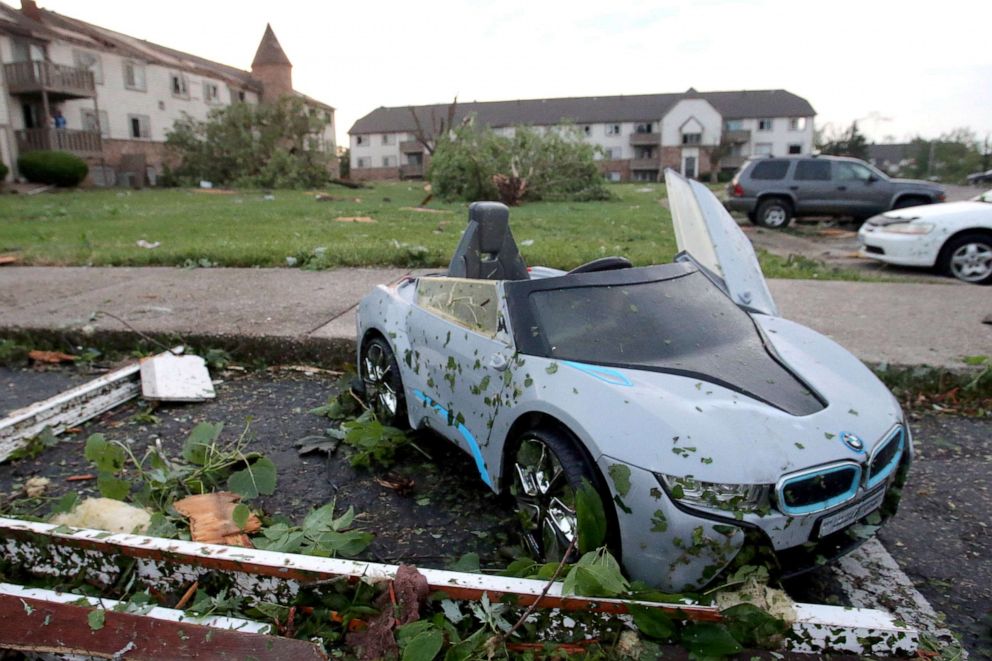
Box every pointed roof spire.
[252,24,291,67]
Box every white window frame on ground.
[80,108,110,138]
[122,60,146,91]
[606,124,621,136]
[128,114,151,140]
[170,72,189,99]
[382,155,396,168]
[381,134,395,146]
[73,49,103,84]
[203,81,221,104]
[754,142,773,155]
[789,117,807,131]
[757,118,774,131]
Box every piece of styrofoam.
[140,353,215,402]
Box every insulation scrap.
[50,497,151,534]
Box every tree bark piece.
[172,492,261,547]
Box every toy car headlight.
[879,221,935,235]
[657,474,770,513]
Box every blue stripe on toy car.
[562,361,633,386]
[413,389,493,487]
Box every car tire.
[755,198,793,229]
[746,211,758,224]
[509,426,610,563]
[359,335,408,427]
[892,196,929,210]
[938,233,992,285]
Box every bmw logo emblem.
[840,431,865,453]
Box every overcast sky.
[36,0,992,147]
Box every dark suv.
[725,155,946,228]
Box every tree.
[338,147,350,179]
[818,121,869,161]
[408,97,458,155]
[904,128,985,183]
[165,96,333,188]
[428,118,611,204]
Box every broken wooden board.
[173,492,261,546]
[140,352,215,402]
[0,517,918,656]
[0,582,327,660]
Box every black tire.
[937,233,992,285]
[746,211,758,224]
[508,426,612,563]
[359,335,408,427]
[755,198,793,229]
[892,196,929,210]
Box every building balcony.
[3,61,96,99]
[723,129,751,144]
[399,163,424,178]
[630,157,661,170]
[400,140,424,154]
[719,155,747,169]
[629,132,660,146]
[15,128,102,157]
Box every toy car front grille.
[867,427,904,489]
[778,464,860,515]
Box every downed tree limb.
[329,178,368,190]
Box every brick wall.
[597,159,631,182]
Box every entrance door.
[682,151,698,179]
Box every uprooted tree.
[428,117,612,205]
[164,96,334,188]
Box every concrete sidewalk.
[1,266,989,368]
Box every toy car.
[355,170,911,591]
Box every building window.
[81,108,110,138]
[757,118,773,131]
[632,170,656,182]
[203,81,220,104]
[355,135,365,146]
[635,122,654,134]
[73,49,103,84]
[355,157,370,168]
[788,144,802,155]
[601,147,621,160]
[606,124,621,136]
[170,73,189,98]
[682,132,702,145]
[122,60,146,91]
[128,114,151,139]
[725,119,743,131]
[382,156,396,167]
[238,90,246,102]
[789,117,807,131]
[754,142,773,155]
[605,171,622,182]
[381,134,395,146]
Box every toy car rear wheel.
[755,198,792,229]
[939,233,992,285]
[510,427,604,563]
[360,336,408,426]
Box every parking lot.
[2,363,989,656]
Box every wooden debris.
[0,255,17,266]
[335,216,375,224]
[330,177,367,190]
[399,206,451,214]
[66,473,96,482]
[173,492,261,547]
[315,194,341,202]
[27,349,77,364]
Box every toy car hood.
[665,169,779,317]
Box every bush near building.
[17,151,88,187]
[429,120,612,204]
[0,161,8,181]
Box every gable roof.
[349,89,815,135]
[252,23,291,67]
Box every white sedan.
[858,190,992,284]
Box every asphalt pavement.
[1,266,989,370]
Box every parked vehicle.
[859,189,992,285]
[726,155,945,228]
[355,171,911,591]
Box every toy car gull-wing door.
[665,168,779,316]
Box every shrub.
[0,160,9,181]
[17,150,88,187]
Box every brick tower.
[251,24,293,102]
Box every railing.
[719,155,747,169]
[630,157,661,170]
[3,61,96,97]
[15,128,102,156]
[723,129,751,144]
[399,163,424,178]
[629,132,660,146]
[399,140,424,153]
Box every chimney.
[21,0,42,21]
[251,24,293,103]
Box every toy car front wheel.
[360,336,408,426]
[756,198,793,229]
[510,427,602,562]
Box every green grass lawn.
[0,181,860,279]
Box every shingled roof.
[349,89,815,135]
[252,23,291,67]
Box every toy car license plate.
[819,488,886,538]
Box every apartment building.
[0,0,336,184]
[349,88,815,182]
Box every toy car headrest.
[447,202,529,281]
